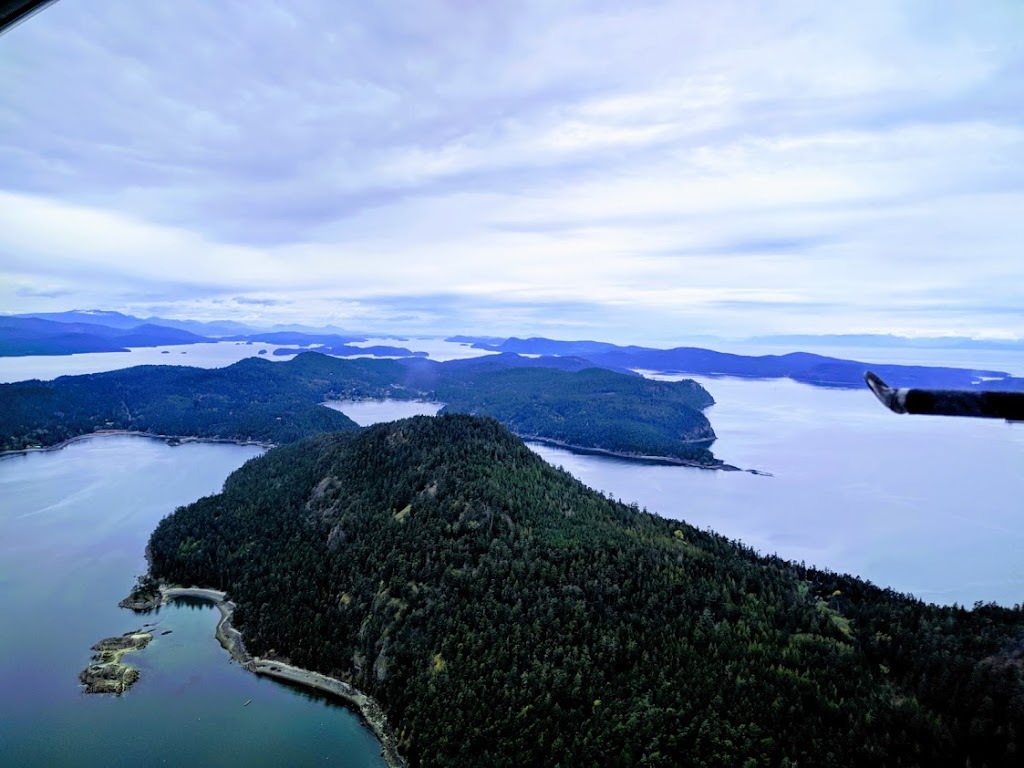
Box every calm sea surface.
[2,347,1022,765]
[324,399,444,426]
[0,342,304,383]
[0,436,387,767]
[530,374,1024,607]
[0,338,492,383]
[709,342,1024,377]
[330,381,1024,608]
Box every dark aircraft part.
[865,371,1024,422]
[0,0,58,36]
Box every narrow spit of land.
[0,430,272,459]
[142,586,406,768]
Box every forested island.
[464,337,1024,390]
[0,352,720,466]
[145,415,1024,767]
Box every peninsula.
[140,415,1024,767]
[114,582,406,767]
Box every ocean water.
[531,374,1024,607]
[333,381,1024,607]
[2,346,1022,767]
[0,337,495,384]
[0,342,305,384]
[0,436,387,767]
[709,342,1024,377]
[324,399,444,426]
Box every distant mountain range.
[455,333,1024,352]
[12,310,364,339]
[14,310,259,337]
[0,316,210,356]
[0,312,418,358]
[4,312,1021,391]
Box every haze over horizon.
[2,1,1022,343]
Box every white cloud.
[0,0,1021,340]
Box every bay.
[0,436,387,767]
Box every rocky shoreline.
[79,630,153,695]
[121,585,407,768]
[521,434,771,475]
[0,430,272,459]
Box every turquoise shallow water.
[0,435,387,767]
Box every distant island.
[137,415,1024,766]
[270,344,428,358]
[0,313,429,359]
[468,337,1024,391]
[0,352,722,467]
[11,309,362,338]
[746,333,1024,351]
[0,316,210,356]
[6,312,1019,394]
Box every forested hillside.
[0,353,718,464]
[149,415,1024,767]
[0,358,360,449]
[435,366,715,456]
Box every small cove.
[0,435,387,767]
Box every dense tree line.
[434,365,716,464]
[0,357,361,449]
[149,415,1024,767]
[0,353,717,463]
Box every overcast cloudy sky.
[1,0,1022,342]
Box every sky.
[1,0,1022,344]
